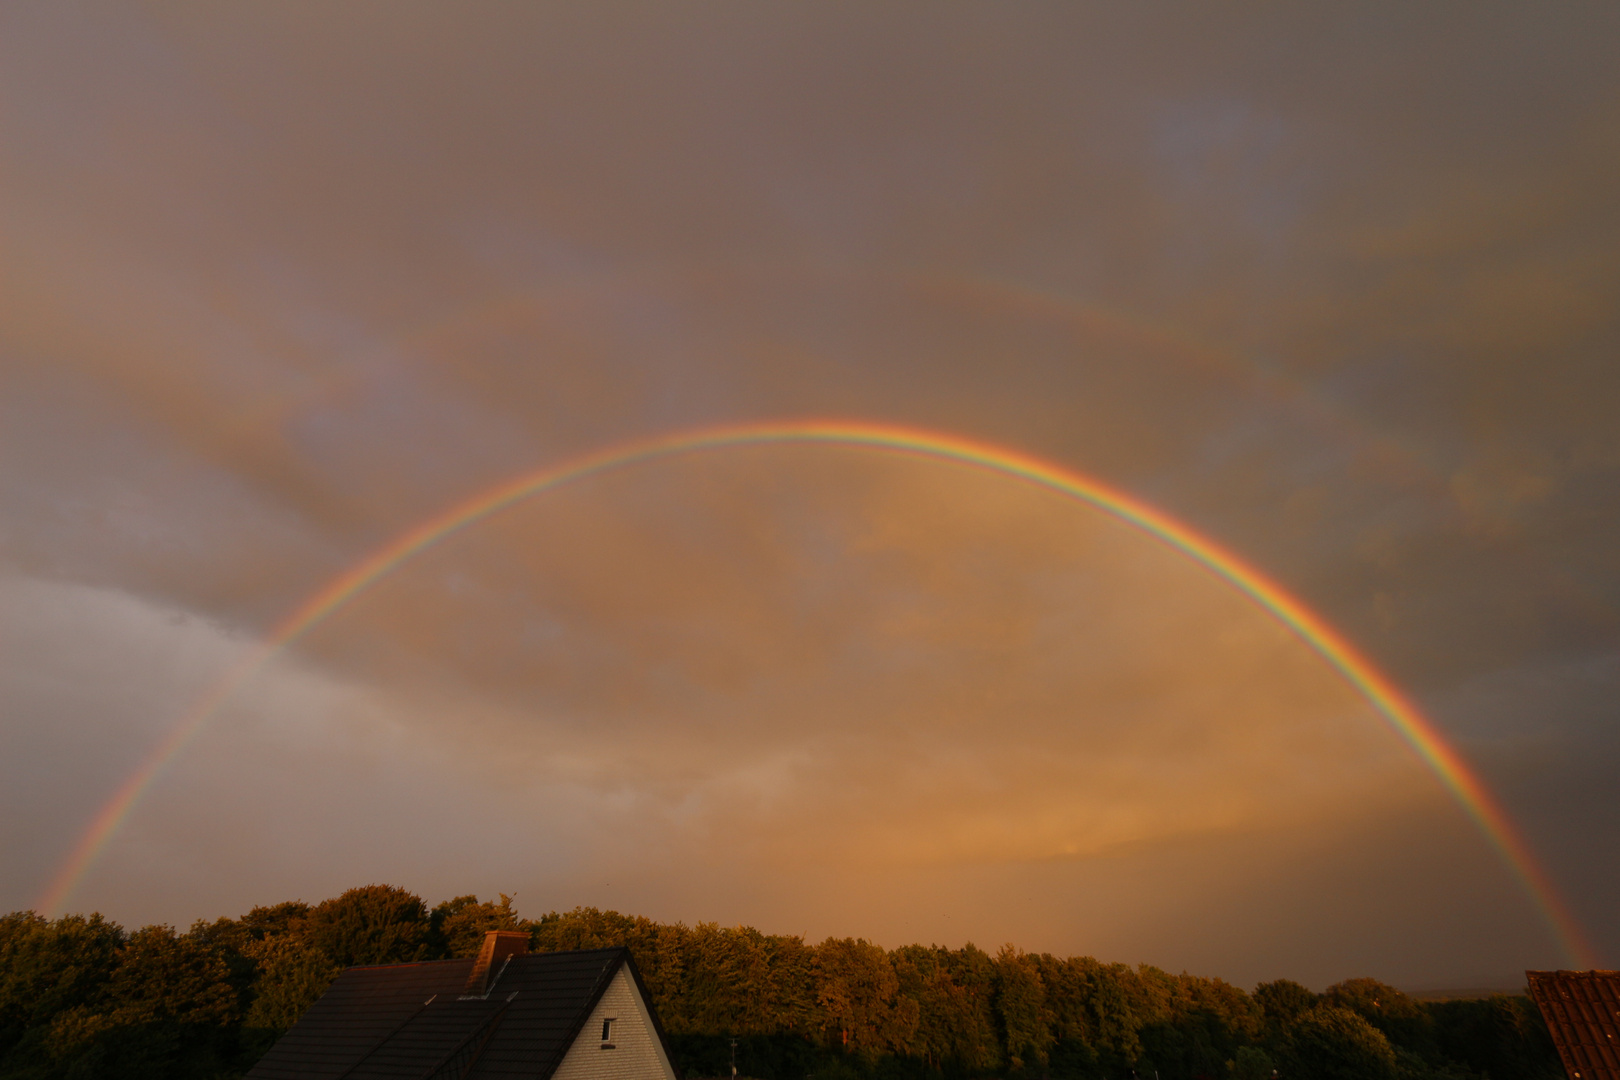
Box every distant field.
[1405,987,1527,1001]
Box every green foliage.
[0,911,123,1057]
[1323,977,1435,1057]
[0,916,249,1080]
[816,937,918,1058]
[238,902,311,943]
[240,937,340,1032]
[1278,1004,1398,1080]
[992,947,1051,1071]
[1427,994,1564,1080]
[1230,1043,1272,1080]
[76,925,242,1078]
[304,884,430,967]
[892,944,1000,1071]
[1254,978,1316,1029]
[432,893,521,959]
[0,891,1570,1080]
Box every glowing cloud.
[34,419,1596,967]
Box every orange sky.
[1,3,1616,989]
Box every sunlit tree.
[305,884,430,967]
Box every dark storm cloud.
[1,2,1616,982]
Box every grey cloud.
[2,2,1617,976]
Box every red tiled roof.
[1527,970,1620,1080]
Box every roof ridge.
[529,951,630,1080]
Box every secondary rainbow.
[35,419,1597,967]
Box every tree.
[0,911,123,1068]
[679,923,776,1035]
[305,884,430,967]
[88,924,242,1078]
[995,945,1054,1071]
[238,901,311,943]
[1254,979,1317,1030]
[0,892,1571,1080]
[1077,958,1148,1067]
[0,920,240,1080]
[1323,978,1434,1056]
[1427,995,1563,1080]
[106,925,239,1028]
[891,943,1001,1071]
[1278,1004,1398,1080]
[1231,1044,1273,1080]
[241,936,341,1034]
[814,937,917,1057]
[432,893,520,958]
[529,906,649,952]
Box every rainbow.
[35,419,1597,967]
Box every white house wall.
[550,963,678,1080]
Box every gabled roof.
[247,947,672,1080]
[1527,970,1620,1080]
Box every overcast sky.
[2,3,1616,990]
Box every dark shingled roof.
[1527,970,1620,1080]
[247,947,672,1080]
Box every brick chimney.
[464,930,529,996]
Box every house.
[246,932,680,1080]
[1526,969,1620,1080]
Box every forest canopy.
[0,886,1562,1080]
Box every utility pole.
[730,1037,738,1080]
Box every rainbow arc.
[35,419,1596,968]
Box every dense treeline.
[0,885,1562,1080]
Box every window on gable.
[601,1018,616,1047]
